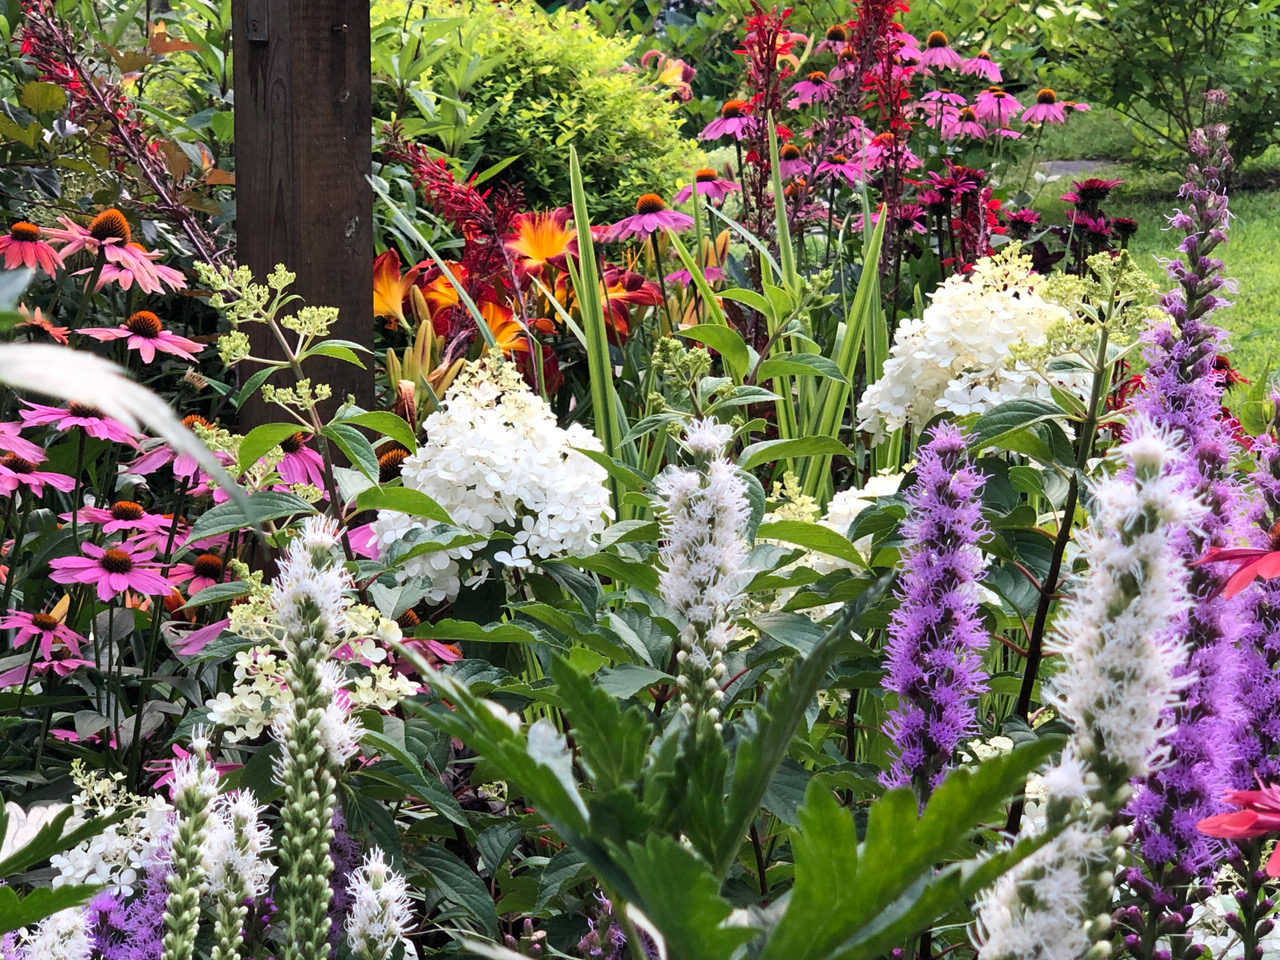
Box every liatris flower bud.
[654,418,750,724]
[205,791,273,960]
[880,422,988,797]
[162,729,219,960]
[345,847,413,960]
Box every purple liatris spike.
[880,421,989,796]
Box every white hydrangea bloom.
[345,847,413,960]
[374,357,613,600]
[1189,870,1280,958]
[817,469,905,566]
[857,248,1087,441]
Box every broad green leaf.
[413,619,536,644]
[757,519,864,564]
[338,410,418,453]
[187,491,315,542]
[19,80,66,115]
[322,422,379,482]
[417,845,500,937]
[0,884,99,936]
[302,343,367,368]
[757,354,848,384]
[677,324,750,381]
[355,485,452,524]
[552,658,650,792]
[237,421,303,476]
[739,436,849,472]
[359,731,469,826]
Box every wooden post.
[231,0,374,426]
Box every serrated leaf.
[237,421,303,477]
[355,486,452,524]
[0,884,99,936]
[338,410,417,452]
[417,845,500,937]
[322,422,379,482]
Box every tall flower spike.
[161,728,219,960]
[205,790,273,960]
[978,419,1202,960]
[655,418,749,724]
[880,422,988,797]
[345,847,413,960]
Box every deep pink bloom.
[816,154,867,185]
[917,31,964,71]
[700,100,754,141]
[0,455,75,497]
[168,616,230,656]
[0,653,93,688]
[943,108,988,140]
[64,499,170,536]
[147,742,240,789]
[276,433,327,489]
[347,522,380,560]
[673,170,741,205]
[665,266,724,287]
[0,420,46,462]
[1191,546,1280,599]
[20,400,138,445]
[0,609,87,659]
[44,211,186,296]
[80,310,202,364]
[960,53,1001,83]
[973,88,1022,124]
[603,196,694,242]
[1198,783,1280,876]
[88,251,186,295]
[787,70,837,107]
[167,553,228,594]
[49,541,171,601]
[1021,89,1069,124]
[0,222,64,277]
[920,88,966,107]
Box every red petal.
[1197,810,1269,838]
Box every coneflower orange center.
[125,310,163,338]
[31,612,59,631]
[695,168,718,183]
[67,402,104,419]
[281,432,307,454]
[959,107,977,121]
[181,414,212,430]
[1036,88,1058,104]
[976,51,992,60]
[635,194,667,215]
[88,208,131,243]
[807,70,828,83]
[2,455,34,474]
[9,222,41,242]
[111,500,145,521]
[721,100,749,118]
[830,154,849,164]
[378,447,409,483]
[397,609,421,630]
[193,554,224,579]
[100,548,134,574]
[780,144,803,161]
[926,30,949,48]
[825,24,847,41]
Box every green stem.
[70,248,108,332]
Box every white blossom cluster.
[203,790,274,900]
[7,907,92,960]
[372,357,613,601]
[345,847,414,960]
[857,248,1088,441]
[49,762,172,897]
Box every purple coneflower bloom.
[0,609,87,658]
[0,222,64,277]
[778,143,809,179]
[1004,208,1041,239]
[81,310,203,364]
[45,209,185,295]
[20,400,138,445]
[943,107,987,140]
[961,52,1001,82]
[1021,88,1070,124]
[817,23,849,54]
[700,100,753,141]
[603,195,694,243]
[664,266,724,287]
[881,421,989,795]
[64,499,170,536]
[277,432,328,489]
[787,70,837,107]
[917,30,964,71]
[920,88,966,107]
[0,420,46,462]
[50,541,171,601]
[816,153,866,186]
[973,87,1022,125]
[166,553,228,595]
[673,169,741,205]
[0,454,75,497]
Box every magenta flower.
[49,541,171,601]
[603,195,694,243]
[64,499,170,536]
[20,400,138,445]
[816,153,867,186]
[1021,88,1069,124]
[147,742,241,789]
[0,420,46,462]
[673,169,741,205]
[919,88,966,108]
[44,209,186,296]
[80,310,202,363]
[89,253,186,295]
[778,143,809,179]
[347,522,380,560]
[973,88,1022,124]
[0,652,93,688]
[960,52,1001,83]
[0,455,76,497]
[917,30,964,71]
[276,432,327,489]
[167,553,228,595]
[787,70,837,107]
[665,266,725,287]
[0,609,87,659]
[0,222,64,278]
[700,100,754,141]
[942,107,988,140]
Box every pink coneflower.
[943,107,987,140]
[65,499,169,536]
[673,169,741,205]
[276,432,327,489]
[44,210,185,296]
[80,310,203,364]
[347,522,380,560]
[778,143,809,179]
[0,652,93,688]
[1060,177,1124,207]
[16,305,69,344]
[1112,217,1139,245]
[917,31,963,71]
[0,454,75,497]
[0,222,64,277]
[862,132,922,171]
[1005,208,1041,239]
[817,22,849,54]
[603,195,694,243]
[147,741,241,789]
[920,88,966,107]
[700,100,754,141]
[1021,88,1068,124]
[20,400,138,445]
[816,153,866,186]
[90,245,186,295]
[665,266,725,287]
[129,415,212,483]
[0,609,87,659]
[0,420,46,462]
[1067,209,1112,242]
[960,52,1001,83]
[829,49,860,81]
[49,541,171,601]
[973,87,1023,125]
[167,553,228,595]
[787,70,837,107]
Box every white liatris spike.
[297,514,342,553]
[655,419,750,722]
[345,847,413,960]
[204,790,273,901]
[271,531,354,641]
[1046,414,1202,780]
[17,907,92,960]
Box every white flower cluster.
[857,248,1087,441]
[204,790,274,900]
[345,847,413,960]
[372,357,613,601]
[1046,416,1202,779]
[8,907,92,960]
[49,762,172,897]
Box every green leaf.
[237,422,303,476]
[413,619,536,644]
[757,519,864,565]
[0,884,99,936]
[757,354,848,384]
[969,398,1065,451]
[302,343,368,368]
[677,324,750,380]
[0,807,129,879]
[739,436,849,472]
[19,80,67,115]
[417,845,500,937]
[359,731,469,826]
[322,422,379,482]
[187,491,315,542]
[355,486,452,524]
[552,658,650,792]
[179,579,249,610]
[338,410,417,453]
[573,553,661,595]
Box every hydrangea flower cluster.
[373,356,613,601]
[857,246,1086,441]
[880,423,988,794]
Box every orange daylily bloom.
[484,303,529,356]
[373,249,423,332]
[506,209,577,277]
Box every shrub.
[372,0,703,222]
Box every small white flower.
[345,847,413,960]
